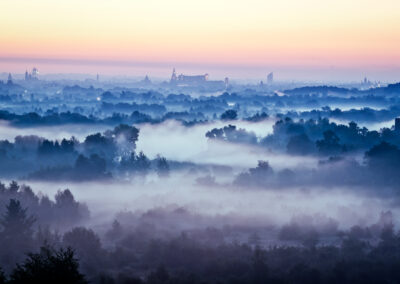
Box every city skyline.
[0,0,399,81]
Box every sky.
[0,0,400,81]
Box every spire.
[170,68,177,82]
[7,73,12,85]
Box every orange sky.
[0,0,399,79]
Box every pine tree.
[9,246,88,284]
[0,199,36,242]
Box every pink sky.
[1,0,399,81]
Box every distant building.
[25,67,39,81]
[177,73,208,83]
[224,77,229,88]
[141,75,151,84]
[170,68,208,84]
[32,67,39,78]
[96,74,100,81]
[267,72,274,84]
[170,68,226,88]
[7,73,13,85]
[171,68,178,82]
[361,77,380,88]
[395,118,400,133]
[362,77,371,85]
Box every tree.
[205,128,224,139]
[63,227,104,274]
[220,109,237,120]
[0,199,36,271]
[147,265,169,284]
[234,161,274,187]
[249,161,273,180]
[106,124,140,158]
[364,142,400,184]
[54,189,89,224]
[83,133,116,160]
[8,181,19,193]
[105,219,123,241]
[8,246,88,284]
[316,130,343,155]
[365,142,400,169]
[156,156,170,178]
[63,227,102,256]
[38,139,60,156]
[110,124,139,145]
[205,125,257,144]
[252,246,269,284]
[0,268,5,284]
[60,138,75,153]
[0,199,36,243]
[287,134,315,155]
[120,151,151,176]
[74,154,108,180]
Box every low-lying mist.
[0,121,110,141]
[2,82,400,283]
[25,178,398,233]
[135,119,317,170]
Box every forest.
[1,76,400,283]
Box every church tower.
[170,68,177,83]
[7,73,13,85]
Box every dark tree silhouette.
[287,133,315,155]
[316,130,343,155]
[63,227,104,275]
[235,160,274,187]
[8,246,88,284]
[147,265,169,284]
[120,151,151,176]
[109,124,139,144]
[74,154,108,180]
[8,181,19,193]
[0,268,5,284]
[0,199,36,271]
[220,109,237,120]
[206,124,257,144]
[252,246,269,284]
[0,199,36,244]
[156,156,170,178]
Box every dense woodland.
[0,180,400,284]
[1,79,400,283]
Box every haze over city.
[1,0,400,81]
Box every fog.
[24,179,398,231]
[0,121,110,141]
[135,119,317,170]
[2,77,400,283]
[330,118,394,131]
